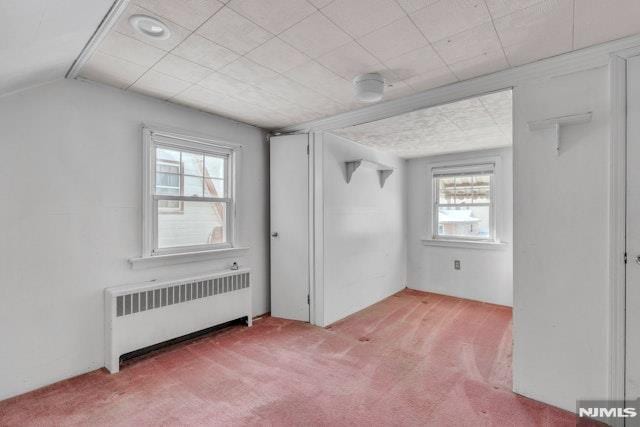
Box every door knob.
[636,255,640,265]
[271,232,279,238]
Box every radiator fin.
[115,272,250,317]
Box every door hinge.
[307,294,310,305]
[306,144,309,155]
[625,252,628,264]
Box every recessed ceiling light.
[128,14,171,40]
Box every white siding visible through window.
[432,163,495,241]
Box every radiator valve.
[231,261,239,271]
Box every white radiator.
[104,269,251,373]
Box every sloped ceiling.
[330,90,512,158]
[74,0,640,129]
[0,0,114,96]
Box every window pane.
[157,201,227,248]
[205,155,225,179]
[472,175,491,203]
[157,161,180,174]
[184,176,203,197]
[182,151,203,176]
[155,173,180,196]
[438,206,490,238]
[204,178,225,198]
[438,177,455,203]
[157,147,180,163]
[159,200,182,211]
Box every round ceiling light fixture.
[128,14,171,40]
[353,73,385,103]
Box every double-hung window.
[432,163,495,241]
[143,128,237,256]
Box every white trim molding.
[128,246,249,270]
[66,0,131,79]
[608,51,629,420]
[420,238,508,251]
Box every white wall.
[406,147,513,307]
[319,133,406,326]
[512,66,610,411]
[0,78,269,400]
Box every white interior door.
[270,134,310,322]
[627,55,640,402]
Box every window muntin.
[433,166,495,241]
[149,139,234,255]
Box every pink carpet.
[0,289,590,426]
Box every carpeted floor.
[0,289,587,426]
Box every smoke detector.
[353,73,385,103]
[129,14,171,40]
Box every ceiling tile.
[259,76,349,116]
[132,0,224,30]
[331,90,512,158]
[308,0,333,7]
[199,72,254,97]
[171,84,221,109]
[574,0,640,49]
[449,49,509,80]
[259,75,322,102]
[410,0,491,42]
[432,22,502,64]
[495,0,572,46]
[383,81,415,101]
[495,0,573,66]
[317,41,384,80]
[286,60,353,104]
[383,45,447,80]
[113,3,190,51]
[172,34,239,70]
[228,0,316,34]
[98,31,166,67]
[484,0,543,19]
[129,70,192,99]
[152,54,213,83]
[280,12,351,59]
[218,57,279,84]
[396,0,440,14]
[479,90,513,128]
[403,67,458,92]
[321,0,406,38]
[438,97,497,131]
[246,37,309,73]
[502,36,571,67]
[79,52,147,89]
[197,7,273,54]
[358,17,428,61]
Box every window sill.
[420,238,508,250]
[129,247,250,270]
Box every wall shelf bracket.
[345,159,394,188]
[527,112,592,153]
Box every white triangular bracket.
[527,112,592,154]
[345,159,394,188]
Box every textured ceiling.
[77,0,640,129]
[330,90,512,158]
[0,0,113,96]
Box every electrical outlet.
[454,260,461,270]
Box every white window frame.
[431,162,497,243]
[141,126,241,258]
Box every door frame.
[609,47,640,414]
